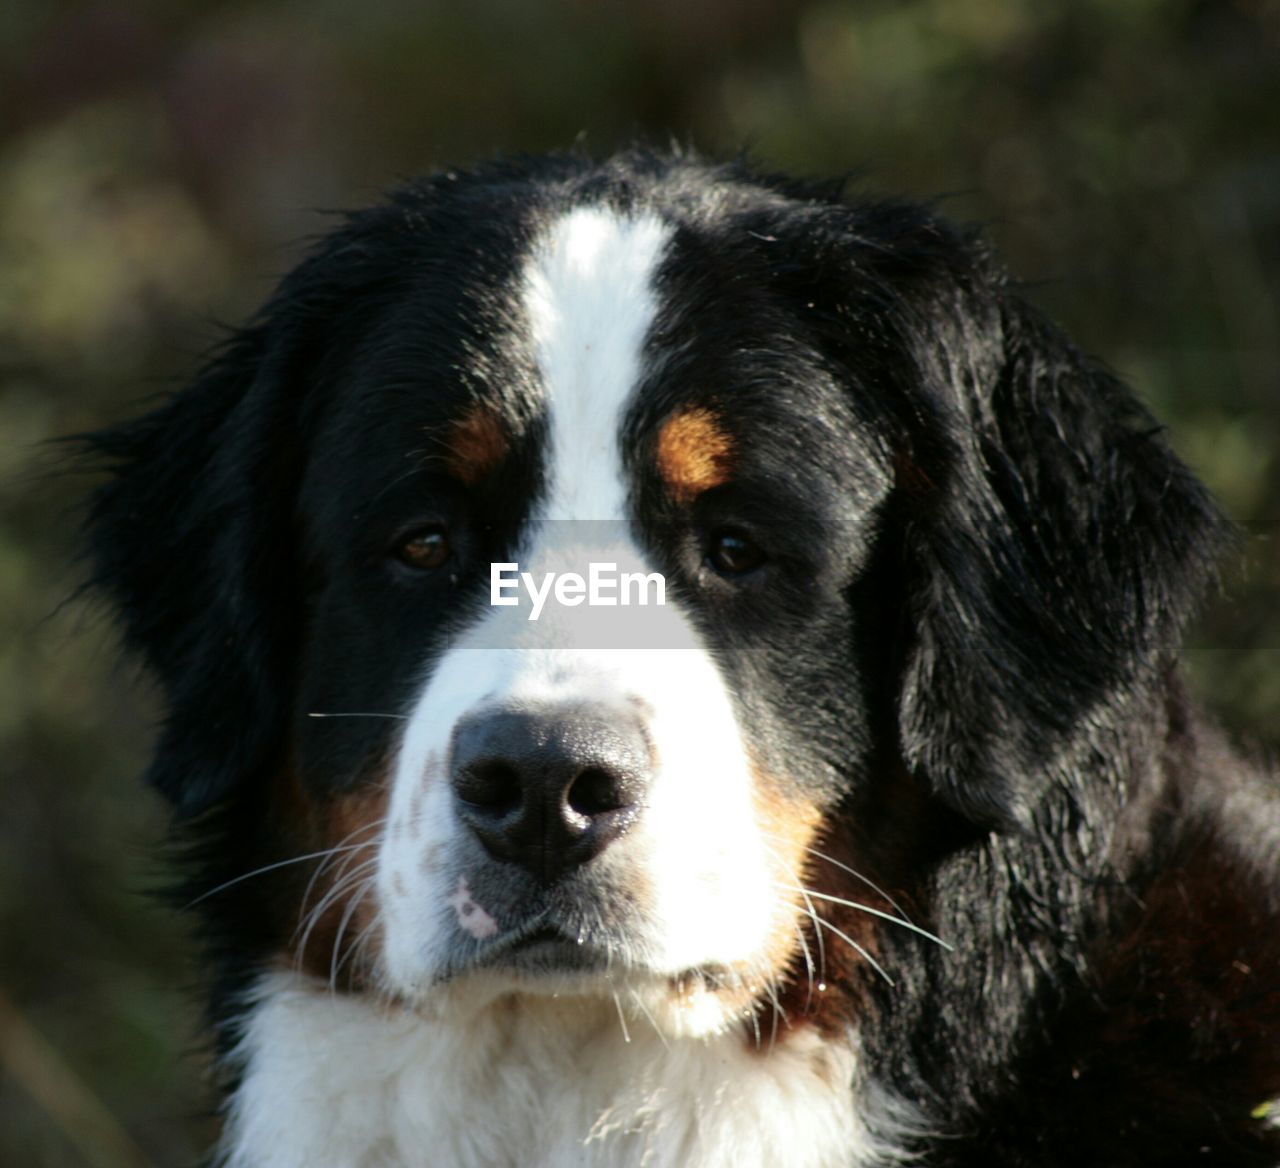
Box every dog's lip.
[441,922,739,994]
[502,924,601,958]
[442,917,615,980]
[485,922,612,971]
[506,923,579,950]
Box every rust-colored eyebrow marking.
[655,406,734,503]
[445,405,509,485]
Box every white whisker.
[777,884,953,951]
[791,918,817,1007]
[185,843,369,908]
[810,916,895,987]
[794,881,830,986]
[761,975,785,1049]
[762,829,916,924]
[298,818,387,929]
[611,993,631,1044]
[295,857,379,969]
[760,841,822,1004]
[307,712,409,720]
[329,874,376,992]
[627,988,667,1049]
[334,903,383,986]
[797,841,915,922]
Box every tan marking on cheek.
[326,784,390,848]
[754,777,826,974]
[665,775,832,1039]
[740,771,887,1044]
[294,781,390,987]
[655,406,734,503]
[445,405,509,485]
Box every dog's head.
[85,152,1222,1035]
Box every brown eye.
[707,530,766,576]
[395,528,451,571]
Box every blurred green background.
[2,1,1277,1164]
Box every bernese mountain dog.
[82,150,1280,1167]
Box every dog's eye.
[394,527,451,571]
[707,530,766,576]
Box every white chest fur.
[217,975,901,1168]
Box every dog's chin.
[395,930,764,1038]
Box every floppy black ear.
[893,282,1226,831]
[81,204,407,818]
[83,320,304,818]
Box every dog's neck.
[216,972,919,1168]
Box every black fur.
[82,149,1280,1165]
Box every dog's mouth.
[440,919,743,1009]
[481,923,613,973]
[438,918,617,983]
[425,874,748,1004]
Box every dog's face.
[293,204,892,1030]
[85,154,1221,1039]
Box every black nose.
[450,705,650,883]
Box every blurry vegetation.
[2,0,1277,1164]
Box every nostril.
[455,761,522,815]
[566,766,631,816]
[449,705,651,880]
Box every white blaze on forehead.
[523,207,672,522]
